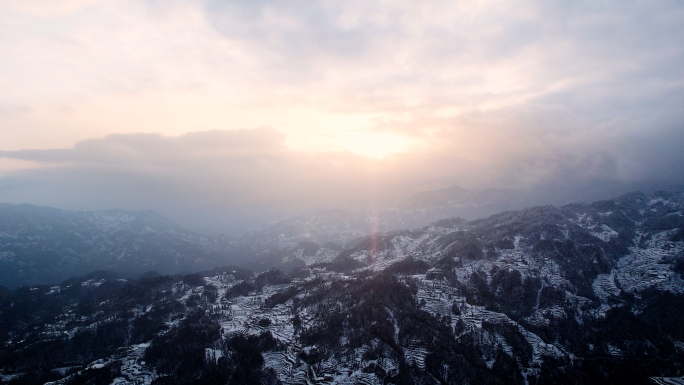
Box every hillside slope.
[1,191,682,384]
[0,204,225,287]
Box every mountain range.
[1,188,682,289]
[0,186,540,288]
[0,190,683,384]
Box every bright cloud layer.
[1,0,683,233]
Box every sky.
[1,0,683,235]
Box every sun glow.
[286,129,415,159]
[340,131,415,159]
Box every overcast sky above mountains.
[1,1,683,235]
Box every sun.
[285,128,414,159]
[337,131,414,159]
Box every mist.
[1,116,682,235]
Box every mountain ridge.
[1,190,682,289]
[0,203,224,288]
[1,190,683,384]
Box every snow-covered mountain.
[212,187,524,271]
[215,185,628,272]
[1,191,683,384]
[0,186,526,288]
[0,185,582,288]
[0,204,226,288]
[319,190,684,295]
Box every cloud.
[1,120,683,235]
[0,1,683,233]
[198,0,684,115]
[2,0,683,153]
[0,129,405,234]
